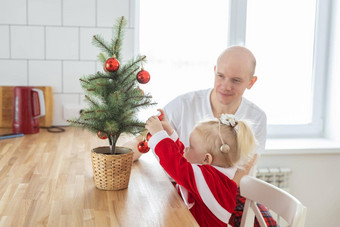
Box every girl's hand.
[145,116,163,135]
[157,109,174,136]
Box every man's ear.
[202,153,213,165]
[247,76,257,89]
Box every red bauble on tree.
[104,57,120,72]
[97,131,108,139]
[138,140,150,153]
[136,69,150,84]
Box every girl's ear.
[202,153,213,165]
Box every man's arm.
[232,154,258,186]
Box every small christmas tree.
[68,16,156,154]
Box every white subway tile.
[121,28,134,63]
[53,93,80,125]
[46,27,79,60]
[0,26,10,58]
[95,61,105,72]
[63,61,95,93]
[0,0,27,24]
[129,0,137,28]
[28,60,62,93]
[80,28,113,60]
[97,0,129,27]
[28,0,62,25]
[63,0,95,26]
[0,60,28,85]
[11,26,45,59]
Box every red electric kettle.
[12,86,46,134]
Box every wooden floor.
[0,127,198,227]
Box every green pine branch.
[67,119,104,134]
[120,67,140,86]
[112,16,127,60]
[97,53,108,64]
[92,35,113,57]
[85,95,99,107]
[121,55,147,74]
[88,72,115,81]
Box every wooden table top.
[0,127,198,227]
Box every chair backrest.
[239,175,307,227]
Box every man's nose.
[221,80,232,91]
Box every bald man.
[163,46,276,227]
[164,46,266,154]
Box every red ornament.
[97,131,107,139]
[136,70,150,84]
[138,140,150,153]
[146,132,152,141]
[105,57,120,72]
[158,113,164,120]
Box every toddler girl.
[146,110,256,227]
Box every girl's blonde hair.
[194,116,256,168]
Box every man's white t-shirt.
[163,88,267,154]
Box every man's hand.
[232,154,258,186]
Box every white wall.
[258,151,340,227]
[0,0,136,125]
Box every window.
[233,0,330,137]
[139,0,331,138]
[138,0,229,120]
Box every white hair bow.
[220,113,237,128]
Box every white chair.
[239,175,307,227]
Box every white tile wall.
[63,0,96,27]
[53,93,81,125]
[0,60,28,85]
[63,61,96,93]
[80,28,113,60]
[0,0,27,24]
[0,26,10,58]
[97,0,130,27]
[121,28,135,62]
[11,26,45,59]
[0,0,134,126]
[28,0,62,26]
[96,61,105,72]
[46,27,79,60]
[28,60,62,93]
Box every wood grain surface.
[0,127,198,227]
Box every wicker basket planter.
[91,146,134,190]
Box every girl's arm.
[148,131,197,192]
[157,108,174,136]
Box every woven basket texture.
[91,146,133,190]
